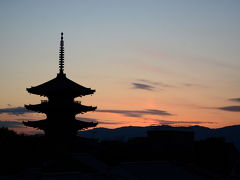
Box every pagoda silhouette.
[23,33,97,139]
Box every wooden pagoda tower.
[23,33,97,138]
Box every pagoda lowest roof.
[27,73,95,97]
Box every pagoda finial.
[59,32,64,74]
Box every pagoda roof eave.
[25,103,97,114]
[26,74,95,96]
[23,119,98,131]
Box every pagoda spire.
[59,32,64,74]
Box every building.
[23,33,97,139]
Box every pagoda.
[23,33,97,139]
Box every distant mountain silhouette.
[78,125,240,150]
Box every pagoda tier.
[23,119,97,136]
[25,101,96,114]
[27,73,95,97]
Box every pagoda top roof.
[27,73,95,97]
[27,33,95,97]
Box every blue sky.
[0,0,240,133]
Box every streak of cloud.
[218,106,240,112]
[131,79,175,91]
[229,98,240,103]
[132,83,155,91]
[76,117,98,123]
[98,121,125,125]
[137,79,174,88]
[151,119,214,125]
[0,107,30,115]
[76,117,124,125]
[0,121,24,128]
[97,109,173,117]
[182,83,206,88]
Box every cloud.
[0,121,24,128]
[98,121,124,125]
[214,98,240,112]
[218,106,240,112]
[0,107,31,115]
[182,83,206,88]
[77,117,124,125]
[229,98,240,103]
[132,83,155,91]
[17,118,40,121]
[97,109,173,117]
[76,117,98,123]
[137,79,174,88]
[131,79,174,91]
[151,119,214,125]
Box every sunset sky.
[1,0,240,134]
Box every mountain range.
[78,125,240,150]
